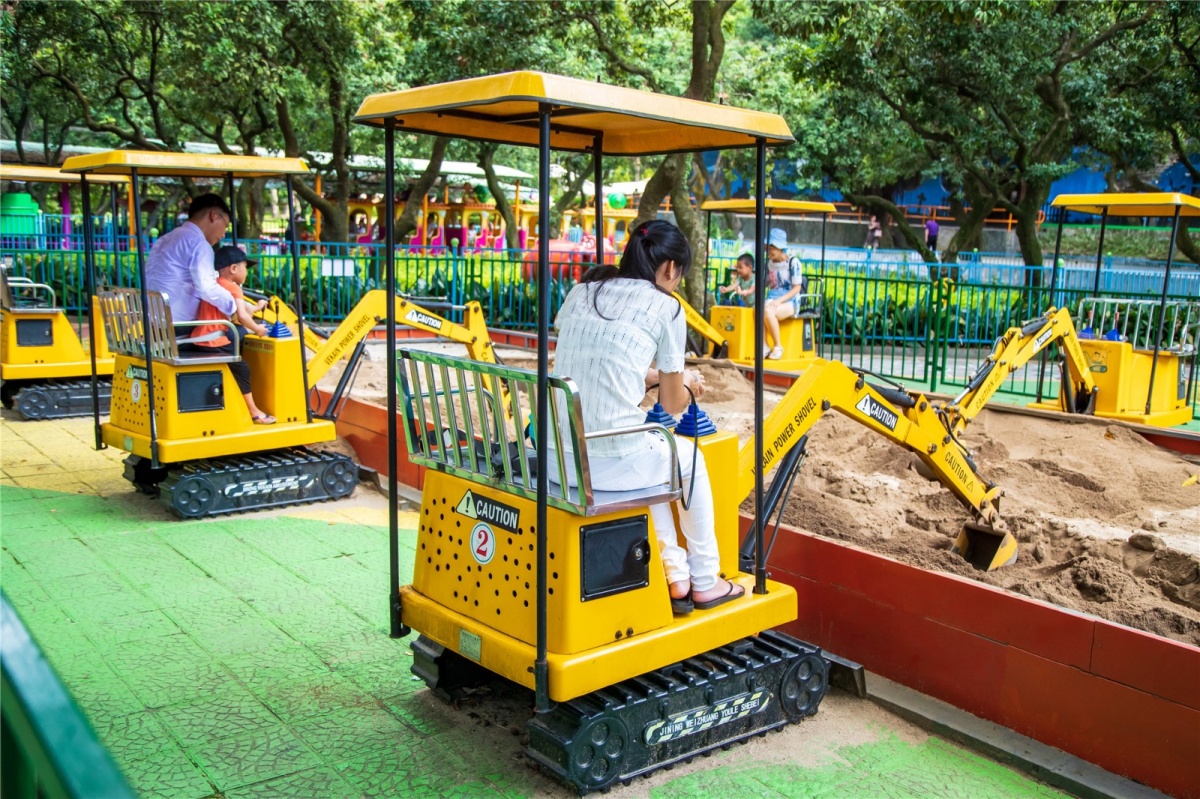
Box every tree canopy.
[1,0,1194,264]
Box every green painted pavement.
[650,733,1068,798]
[1,483,1067,797]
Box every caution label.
[455,489,520,533]
[854,394,898,431]
[404,308,444,331]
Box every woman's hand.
[765,299,778,312]
[684,369,707,398]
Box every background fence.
[3,234,1196,417]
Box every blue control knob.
[675,404,716,437]
[644,402,677,429]
[267,320,292,338]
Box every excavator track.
[4,378,112,420]
[125,447,358,519]
[413,631,827,794]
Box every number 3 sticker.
[470,523,495,565]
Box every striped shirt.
[554,279,686,457]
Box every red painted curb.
[741,516,1200,799]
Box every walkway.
[0,414,1068,798]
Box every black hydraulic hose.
[738,436,808,572]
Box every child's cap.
[213,245,257,270]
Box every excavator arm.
[671,292,729,359]
[734,359,1015,570]
[943,307,1097,434]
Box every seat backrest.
[0,264,56,312]
[98,287,176,360]
[398,349,680,516]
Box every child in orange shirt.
[191,245,274,423]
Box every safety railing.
[1,592,136,799]
[397,348,680,516]
[1076,298,1199,354]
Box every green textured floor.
[1,415,1070,798]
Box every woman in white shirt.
[554,220,745,613]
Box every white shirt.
[553,279,686,457]
[144,222,235,322]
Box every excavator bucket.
[953,522,1019,571]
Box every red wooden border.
[742,517,1200,799]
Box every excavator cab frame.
[699,198,836,373]
[0,165,128,420]
[355,71,831,792]
[1039,193,1200,427]
[61,151,358,518]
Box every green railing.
[1,592,135,799]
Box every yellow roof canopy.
[354,71,794,156]
[1051,192,1200,218]
[60,150,309,179]
[0,164,129,185]
[701,198,837,215]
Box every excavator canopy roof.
[0,164,129,185]
[1051,192,1200,218]
[61,151,310,179]
[353,71,794,155]
[700,199,837,215]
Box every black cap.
[188,192,232,219]
[213,245,257,270]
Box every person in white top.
[554,220,745,613]
[145,193,239,328]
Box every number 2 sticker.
[470,522,495,565]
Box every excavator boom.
[735,359,1014,570]
[945,307,1097,433]
[672,292,728,358]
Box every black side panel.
[15,319,53,347]
[580,515,650,601]
[176,371,224,413]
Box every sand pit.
[325,345,1200,646]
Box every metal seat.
[398,348,681,517]
[97,287,240,366]
[0,265,57,313]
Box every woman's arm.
[656,369,705,415]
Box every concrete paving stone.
[2,462,69,478]
[134,572,234,605]
[15,611,92,656]
[188,547,283,582]
[190,726,324,792]
[271,603,371,645]
[0,563,48,600]
[335,737,476,798]
[164,596,263,634]
[118,739,214,799]
[218,568,316,602]
[222,647,334,693]
[56,586,161,622]
[382,691,461,738]
[189,617,296,658]
[291,554,375,586]
[223,765,363,799]
[127,660,243,709]
[82,531,194,568]
[10,537,109,578]
[306,629,410,670]
[12,477,92,495]
[1,522,75,545]
[334,653,423,700]
[157,684,283,746]
[309,523,390,556]
[0,504,76,532]
[70,673,146,721]
[63,512,152,537]
[93,709,176,761]
[80,608,183,648]
[290,702,419,765]
[253,672,376,723]
[103,633,215,680]
[40,569,135,600]
[242,527,348,564]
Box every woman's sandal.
[252,414,276,425]
[670,592,694,615]
[693,581,745,610]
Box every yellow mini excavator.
[0,265,114,419]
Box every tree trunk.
[843,192,937,263]
[942,193,995,267]
[1012,183,1049,267]
[551,157,594,238]
[236,178,265,240]
[479,144,520,249]
[672,174,707,311]
[396,137,448,241]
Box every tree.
[773,0,1159,266]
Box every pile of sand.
[324,346,1200,645]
